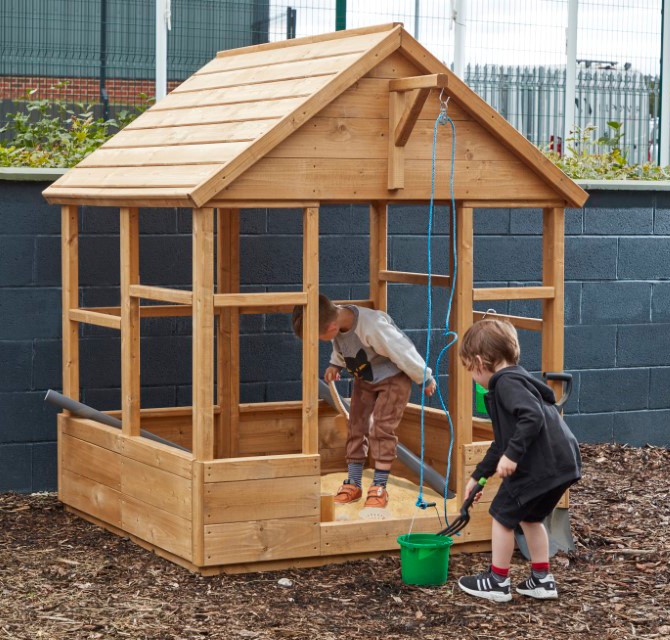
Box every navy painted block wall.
[1,181,669,492]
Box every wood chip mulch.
[1,443,668,640]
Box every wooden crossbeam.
[69,308,122,330]
[213,291,307,308]
[472,310,543,332]
[380,270,451,287]
[473,286,555,301]
[130,284,193,305]
[388,73,448,92]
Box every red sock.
[491,564,509,578]
[532,562,550,575]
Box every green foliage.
[543,122,670,181]
[0,83,151,168]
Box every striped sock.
[347,462,363,489]
[373,468,390,488]
[531,562,550,579]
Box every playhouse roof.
[43,24,588,209]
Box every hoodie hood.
[488,365,557,405]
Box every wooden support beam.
[236,298,373,315]
[192,207,215,462]
[380,270,451,288]
[130,284,193,305]
[61,206,79,403]
[542,207,565,395]
[472,310,543,332]
[208,200,320,209]
[388,73,448,92]
[461,200,566,209]
[369,202,388,311]
[448,205,474,504]
[388,91,405,189]
[214,292,307,308]
[217,207,240,459]
[302,206,319,455]
[394,88,430,146]
[120,207,140,437]
[473,286,555,301]
[69,308,121,330]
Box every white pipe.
[564,0,579,156]
[155,0,170,102]
[661,0,670,166]
[452,0,467,78]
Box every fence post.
[564,0,578,156]
[453,0,467,78]
[155,0,170,102]
[335,0,346,31]
[661,0,670,166]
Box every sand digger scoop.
[436,477,487,537]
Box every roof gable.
[44,24,587,209]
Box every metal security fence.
[466,64,660,163]
[0,0,666,164]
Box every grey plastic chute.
[44,389,190,453]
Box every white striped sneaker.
[516,573,559,599]
[458,567,512,603]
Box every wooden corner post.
[61,205,79,403]
[120,207,140,436]
[302,206,319,454]
[216,208,240,459]
[193,207,215,461]
[369,202,388,312]
[541,207,565,395]
[448,205,474,503]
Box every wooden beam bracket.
[388,74,448,190]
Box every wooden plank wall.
[59,416,194,561]
[219,51,559,202]
[201,454,321,565]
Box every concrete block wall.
[0,181,668,491]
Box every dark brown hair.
[459,319,520,371]
[291,294,338,339]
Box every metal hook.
[481,308,498,319]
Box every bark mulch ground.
[1,443,668,640]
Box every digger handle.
[461,477,487,514]
[543,372,573,410]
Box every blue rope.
[416,103,458,523]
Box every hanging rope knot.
[438,90,450,125]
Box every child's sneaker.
[333,481,362,505]
[363,485,389,508]
[516,573,558,599]
[458,567,512,603]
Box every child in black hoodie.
[456,319,581,603]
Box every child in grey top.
[292,294,435,512]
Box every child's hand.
[324,366,341,383]
[425,379,437,397]
[496,454,518,478]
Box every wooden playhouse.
[44,23,588,574]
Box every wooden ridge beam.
[69,308,122,330]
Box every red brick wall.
[0,76,182,104]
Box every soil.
[1,443,668,640]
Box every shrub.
[0,84,151,168]
[543,121,670,181]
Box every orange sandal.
[333,482,363,505]
[364,485,389,509]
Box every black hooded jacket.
[473,365,582,505]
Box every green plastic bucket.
[397,533,453,586]
[475,383,489,416]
